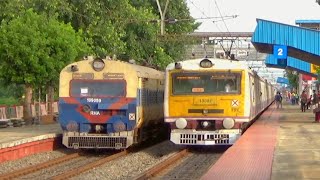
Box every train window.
[172,72,241,95]
[70,79,126,97]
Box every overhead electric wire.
[188,0,223,32]
[214,0,231,35]
[213,0,241,52]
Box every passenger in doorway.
[275,92,282,109]
[300,91,308,112]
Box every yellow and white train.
[164,58,275,145]
[59,57,165,149]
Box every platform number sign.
[273,45,287,59]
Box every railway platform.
[202,101,320,180]
[0,123,62,163]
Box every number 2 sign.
[273,45,287,59]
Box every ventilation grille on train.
[179,134,230,144]
[68,136,127,149]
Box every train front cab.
[59,59,140,149]
[164,59,251,146]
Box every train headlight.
[113,121,126,132]
[175,118,187,129]
[92,58,105,71]
[175,62,182,69]
[66,121,79,132]
[82,104,91,113]
[223,118,235,129]
[70,65,79,72]
[201,121,210,128]
[95,125,104,133]
[200,59,213,68]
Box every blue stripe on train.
[58,97,137,133]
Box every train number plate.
[90,111,100,115]
[87,98,102,103]
[193,98,216,105]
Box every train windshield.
[172,72,241,95]
[70,80,126,97]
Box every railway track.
[0,153,81,179]
[0,141,225,180]
[52,150,127,180]
[133,149,189,180]
[133,147,227,180]
[0,151,127,180]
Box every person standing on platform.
[300,91,308,112]
[312,90,318,110]
[275,92,282,109]
[307,95,312,110]
[291,92,296,105]
[313,90,320,123]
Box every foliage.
[131,0,199,64]
[0,9,89,88]
[0,97,20,106]
[285,69,298,91]
[2,0,198,68]
[0,80,24,105]
[0,0,200,116]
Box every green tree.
[0,80,24,105]
[0,9,89,121]
[0,0,199,70]
[131,0,199,67]
[285,70,299,92]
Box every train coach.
[59,57,165,149]
[164,58,275,146]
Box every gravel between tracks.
[19,156,103,180]
[72,141,182,180]
[158,150,224,180]
[0,149,73,175]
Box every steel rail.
[52,150,128,180]
[0,153,80,180]
[133,149,189,180]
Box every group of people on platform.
[275,90,320,112]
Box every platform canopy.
[265,55,317,77]
[252,19,320,66]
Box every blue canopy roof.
[295,20,320,24]
[265,55,316,77]
[252,19,320,66]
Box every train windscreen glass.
[70,80,126,97]
[172,72,241,95]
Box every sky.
[187,0,320,32]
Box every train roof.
[61,58,164,79]
[166,58,272,84]
[166,58,251,71]
[104,59,164,79]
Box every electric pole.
[156,0,170,35]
